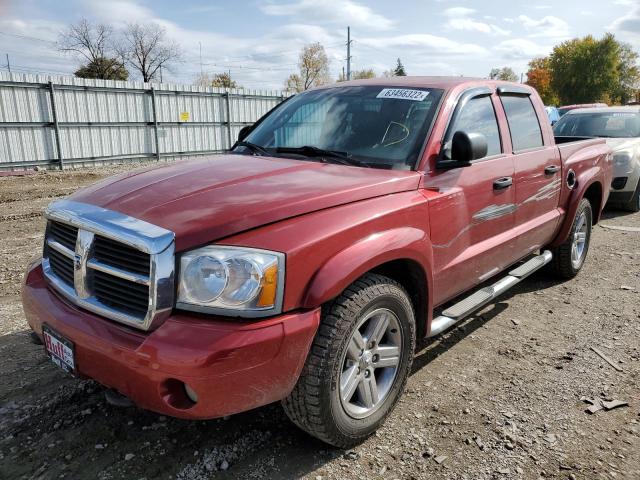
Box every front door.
[426,90,519,305]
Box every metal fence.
[0,72,287,170]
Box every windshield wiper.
[275,146,361,166]
[234,141,272,156]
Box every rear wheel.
[548,198,592,279]
[282,273,415,448]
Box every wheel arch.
[583,181,603,225]
[301,228,433,340]
[551,175,603,247]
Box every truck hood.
[70,155,421,251]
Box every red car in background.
[558,103,608,117]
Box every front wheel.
[622,182,640,213]
[548,198,592,279]
[282,273,416,448]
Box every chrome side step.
[428,250,552,337]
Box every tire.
[282,273,416,448]
[622,183,640,213]
[548,198,592,279]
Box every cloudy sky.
[0,0,638,89]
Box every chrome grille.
[93,269,150,317]
[41,200,175,331]
[94,235,151,276]
[46,245,75,286]
[49,221,78,251]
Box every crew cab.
[22,77,612,448]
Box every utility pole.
[346,26,352,81]
[5,53,10,73]
[199,42,203,77]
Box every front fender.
[302,227,434,315]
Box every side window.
[449,95,501,157]
[500,95,544,151]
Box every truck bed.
[555,136,607,161]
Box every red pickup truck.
[22,77,612,448]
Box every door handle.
[544,165,560,175]
[493,176,513,190]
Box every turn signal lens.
[257,263,279,308]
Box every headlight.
[613,151,633,166]
[177,246,284,317]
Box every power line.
[0,30,57,45]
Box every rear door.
[427,88,519,305]
[497,88,562,256]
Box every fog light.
[184,384,198,403]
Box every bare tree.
[118,23,181,82]
[59,18,113,65]
[284,42,330,93]
[59,18,126,79]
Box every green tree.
[75,57,128,80]
[549,33,639,105]
[612,42,640,104]
[525,57,559,105]
[337,68,376,81]
[489,67,518,82]
[394,58,406,76]
[284,42,330,93]
[211,72,238,88]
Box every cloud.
[610,5,640,35]
[448,18,510,35]
[85,0,154,25]
[514,15,570,38]
[360,34,488,56]
[442,7,510,36]
[260,0,394,31]
[495,38,551,60]
[443,7,476,17]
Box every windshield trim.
[412,88,447,171]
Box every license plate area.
[42,324,76,374]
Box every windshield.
[554,111,640,138]
[239,86,443,169]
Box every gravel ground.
[0,163,639,480]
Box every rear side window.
[500,95,544,151]
[448,95,502,157]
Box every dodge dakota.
[23,77,612,447]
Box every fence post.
[224,90,233,150]
[150,86,161,161]
[48,81,64,170]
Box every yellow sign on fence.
[180,112,190,122]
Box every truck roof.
[316,76,534,92]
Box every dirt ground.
[0,163,639,480]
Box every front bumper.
[22,262,320,419]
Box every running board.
[428,250,552,338]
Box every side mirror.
[238,124,253,142]
[437,131,488,169]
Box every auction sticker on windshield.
[42,325,76,374]
[377,88,429,101]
